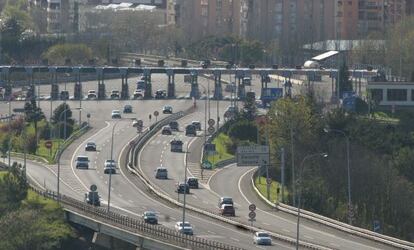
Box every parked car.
[110,90,120,99]
[170,139,183,152]
[253,232,272,245]
[111,110,121,119]
[123,104,132,113]
[218,197,234,208]
[155,167,168,179]
[176,182,190,194]
[161,126,172,135]
[175,221,193,235]
[219,204,235,216]
[142,211,158,224]
[162,105,173,114]
[85,142,97,151]
[104,160,116,174]
[87,90,97,99]
[185,124,196,136]
[187,177,199,189]
[75,155,89,169]
[191,121,202,131]
[169,120,179,131]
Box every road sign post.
[45,140,53,156]
[249,204,256,211]
[248,211,256,226]
[153,111,159,122]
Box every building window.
[411,90,414,101]
[387,89,407,101]
[370,89,383,102]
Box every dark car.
[185,124,197,136]
[110,90,120,99]
[170,139,183,152]
[60,90,69,100]
[218,197,234,208]
[187,177,199,189]
[155,89,166,99]
[191,121,202,131]
[169,121,179,131]
[220,204,235,216]
[163,105,173,114]
[142,211,158,224]
[176,182,190,194]
[123,105,132,113]
[162,126,172,135]
[85,142,97,151]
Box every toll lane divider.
[250,170,414,250]
[126,107,330,250]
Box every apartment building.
[170,0,241,42]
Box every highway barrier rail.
[251,170,414,250]
[53,124,90,163]
[127,108,330,250]
[29,187,241,250]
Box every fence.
[30,187,242,250]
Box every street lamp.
[296,153,328,250]
[182,142,190,228]
[324,127,352,224]
[107,120,119,212]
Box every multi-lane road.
[1,74,405,250]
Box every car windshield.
[87,142,95,146]
[145,211,156,216]
[178,222,191,227]
[112,110,120,113]
[258,233,269,238]
[158,168,167,172]
[77,157,88,161]
[106,160,115,163]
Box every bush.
[227,120,257,142]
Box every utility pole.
[281,147,285,203]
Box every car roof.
[157,167,167,170]
[124,104,132,107]
[87,142,95,144]
[112,110,120,112]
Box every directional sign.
[248,211,256,219]
[44,140,53,149]
[236,145,269,166]
[208,126,215,134]
[249,204,256,211]
[153,111,159,117]
[208,118,215,127]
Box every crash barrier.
[29,186,243,250]
[250,170,414,250]
[127,109,329,250]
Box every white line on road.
[231,237,240,242]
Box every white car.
[87,90,97,99]
[133,89,145,99]
[111,110,121,119]
[175,221,193,235]
[104,160,116,174]
[253,231,272,245]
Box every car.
[219,204,235,216]
[123,104,132,113]
[185,124,196,136]
[187,177,199,189]
[155,167,168,179]
[170,139,183,152]
[110,90,120,99]
[133,89,144,99]
[191,121,202,131]
[253,232,272,245]
[111,110,121,119]
[142,211,158,224]
[75,155,89,169]
[60,90,69,100]
[169,120,179,131]
[176,182,190,194]
[162,105,173,114]
[175,221,193,235]
[225,83,236,92]
[132,119,141,127]
[155,89,166,99]
[87,90,97,99]
[161,126,172,135]
[104,160,116,174]
[85,142,97,151]
[85,191,100,206]
[242,76,252,86]
[218,197,234,208]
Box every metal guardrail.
[53,125,90,163]
[250,170,414,250]
[30,187,239,250]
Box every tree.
[52,103,74,139]
[0,162,27,214]
[337,58,353,97]
[42,43,93,65]
[24,99,45,149]
[242,91,257,121]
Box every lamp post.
[182,142,190,228]
[7,99,11,168]
[56,108,79,200]
[324,127,352,224]
[296,153,328,250]
[107,120,119,212]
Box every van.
[76,156,89,169]
[185,124,196,136]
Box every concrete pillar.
[190,71,199,99]
[143,69,152,99]
[213,70,222,100]
[167,69,175,98]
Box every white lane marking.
[283,229,290,233]
[231,237,240,242]
[207,230,217,235]
[262,222,271,226]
